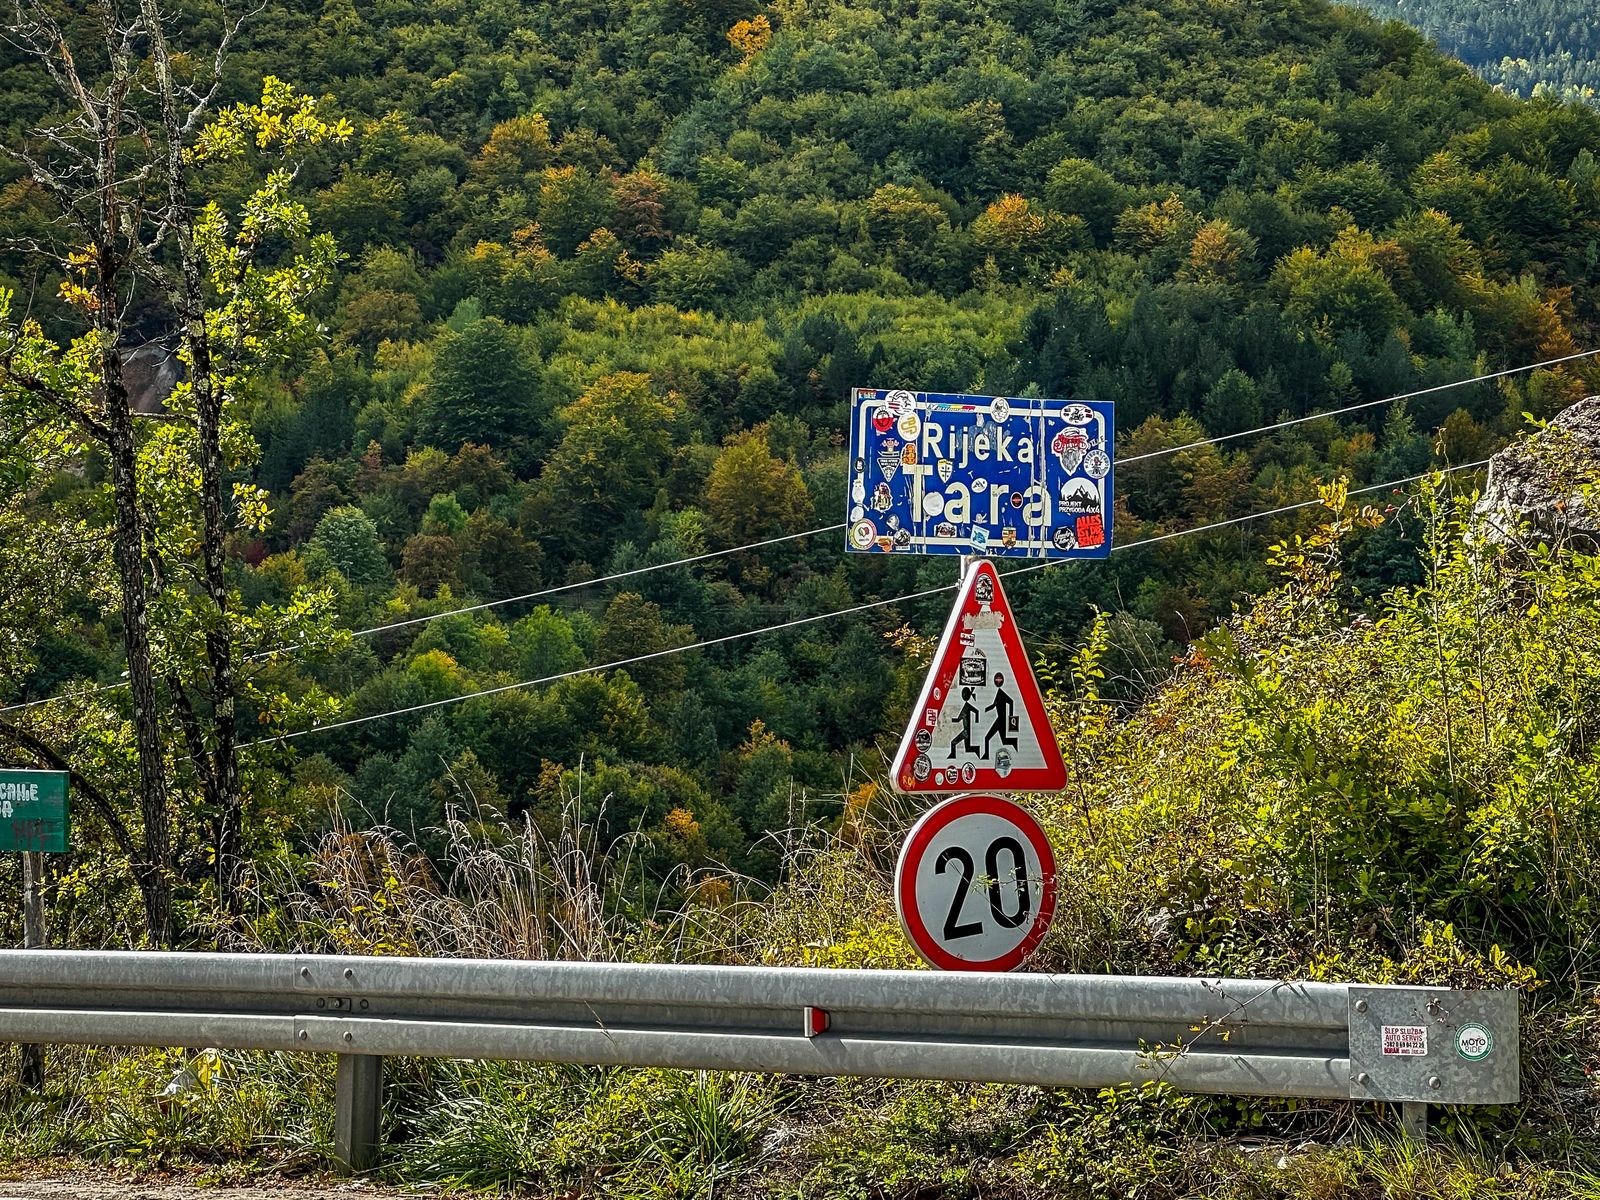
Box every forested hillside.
[4,0,1600,1190]
[1347,0,1600,105]
[4,0,1600,929]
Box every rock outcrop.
[122,342,181,414]
[1476,395,1600,548]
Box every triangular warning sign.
[891,560,1067,794]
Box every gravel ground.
[0,1178,418,1200]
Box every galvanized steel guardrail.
[0,951,1519,1170]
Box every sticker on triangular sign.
[891,559,1067,794]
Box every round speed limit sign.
[895,794,1056,971]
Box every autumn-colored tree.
[1185,219,1258,283]
[704,427,815,546]
[470,225,565,321]
[400,532,464,596]
[971,194,1081,280]
[611,169,672,250]
[1115,195,1201,253]
[472,113,554,191]
[727,14,773,63]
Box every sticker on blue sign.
[846,389,1113,558]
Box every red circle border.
[894,793,1057,972]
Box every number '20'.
[935,836,1030,939]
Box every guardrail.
[0,951,1519,1170]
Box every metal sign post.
[2,768,68,1089]
[20,851,43,1088]
[847,386,1110,969]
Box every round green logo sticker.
[1457,1023,1493,1062]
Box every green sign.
[0,770,69,853]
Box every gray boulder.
[1476,396,1600,548]
[122,342,181,414]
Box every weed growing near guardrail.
[0,1045,335,1176]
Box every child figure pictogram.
[983,672,1019,758]
[948,687,981,759]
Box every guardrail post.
[1399,1101,1427,1142]
[334,1053,383,1174]
[19,851,45,1089]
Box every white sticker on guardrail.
[1381,1025,1428,1056]
[1456,1023,1493,1061]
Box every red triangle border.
[890,560,1067,794]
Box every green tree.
[417,318,547,462]
[422,493,470,535]
[0,54,347,939]
[511,607,587,679]
[536,165,616,255]
[308,506,393,589]
[314,169,405,251]
[529,373,687,553]
[1043,158,1131,245]
[597,592,693,697]
[650,239,747,312]
[1200,369,1264,437]
[460,511,543,598]
[1271,245,1406,343]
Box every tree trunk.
[142,0,246,915]
[184,327,245,909]
[103,378,173,946]
[96,78,173,948]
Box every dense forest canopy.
[2,0,1600,935]
[1347,0,1600,106]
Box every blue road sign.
[846,389,1113,559]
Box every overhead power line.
[200,349,1600,645]
[4,341,1576,718]
[324,344,1593,642]
[0,681,120,717]
[240,460,1488,748]
[1119,348,1600,465]
[0,523,839,718]
[346,522,840,640]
